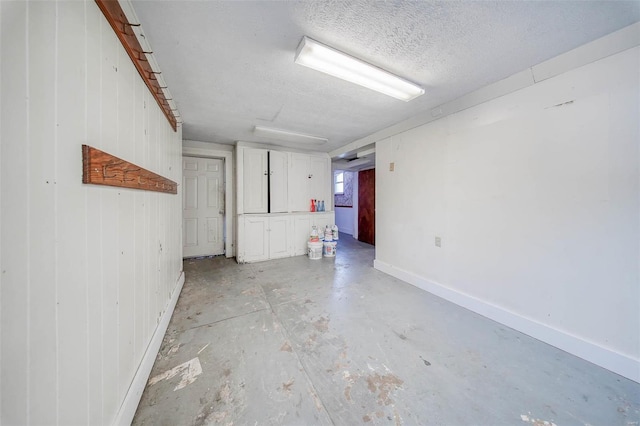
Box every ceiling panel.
[131,0,640,153]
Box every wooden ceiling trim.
[95,0,178,132]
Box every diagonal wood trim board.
[82,145,178,194]
[95,0,178,131]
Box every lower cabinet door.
[268,216,291,259]
[311,212,335,236]
[239,214,316,263]
[243,216,269,263]
[293,215,312,256]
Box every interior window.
[334,171,344,195]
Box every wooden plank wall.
[0,2,183,424]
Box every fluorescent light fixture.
[295,36,424,102]
[253,125,328,145]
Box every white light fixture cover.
[295,36,424,102]
[253,126,328,145]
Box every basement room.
[1,1,639,425]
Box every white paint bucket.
[308,241,323,260]
[323,241,337,257]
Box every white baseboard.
[374,259,640,383]
[338,227,354,236]
[114,270,186,425]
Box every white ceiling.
[131,1,639,155]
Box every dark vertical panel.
[358,169,375,245]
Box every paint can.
[323,241,337,257]
[308,241,323,260]
[324,225,333,242]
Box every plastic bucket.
[308,241,323,260]
[323,241,337,257]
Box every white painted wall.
[1,2,184,424]
[335,207,354,235]
[375,46,639,381]
[334,170,355,235]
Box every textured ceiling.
[131,0,639,154]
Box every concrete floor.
[133,234,640,425]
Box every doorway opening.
[182,156,226,258]
[358,168,375,245]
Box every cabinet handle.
[264,171,268,175]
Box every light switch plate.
[435,236,441,247]
[389,162,395,172]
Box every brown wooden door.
[358,169,375,245]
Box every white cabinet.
[238,215,294,263]
[309,156,330,207]
[243,149,268,213]
[311,212,334,232]
[291,212,335,256]
[241,215,269,263]
[288,153,330,212]
[268,215,291,259]
[238,212,334,263]
[292,215,312,256]
[269,150,288,213]
[239,148,289,214]
[289,153,309,212]
[236,143,333,263]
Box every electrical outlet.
[389,162,395,172]
[435,236,441,247]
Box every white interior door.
[183,157,225,258]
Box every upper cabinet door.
[309,156,329,208]
[289,153,311,212]
[269,151,288,213]
[243,148,268,213]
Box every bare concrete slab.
[133,234,640,425]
